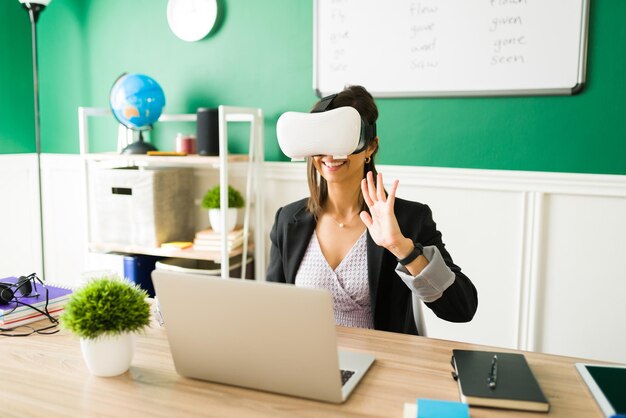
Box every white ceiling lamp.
[18,0,51,23]
[167,0,218,42]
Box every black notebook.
[452,349,550,412]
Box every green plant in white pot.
[60,275,150,377]
[201,185,244,233]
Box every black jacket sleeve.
[266,206,286,283]
[416,205,478,322]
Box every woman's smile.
[322,159,347,171]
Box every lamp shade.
[19,0,52,5]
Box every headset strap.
[311,93,338,113]
[363,123,377,141]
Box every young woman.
[267,85,477,335]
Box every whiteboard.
[314,0,590,97]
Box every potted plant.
[201,185,245,233]
[60,275,151,377]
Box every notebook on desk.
[451,349,550,412]
[151,270,375,403]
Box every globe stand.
[121,130,158,154]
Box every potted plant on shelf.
[60,275,151,377]
[201,185,244,233]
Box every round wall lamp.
[167,0,218,42]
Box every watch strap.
[397,243,424,266]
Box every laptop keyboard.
[340,369,355,386]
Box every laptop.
[151,270,375,403]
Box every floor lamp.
[19,0,51,279]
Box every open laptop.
[151,270,375,403]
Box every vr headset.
[276,93,377,160]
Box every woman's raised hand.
[359,172,405,250]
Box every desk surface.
[1,322,603,418]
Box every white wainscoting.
[2,154,625,363]
[0,154,44,277]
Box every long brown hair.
[306,85,379,218]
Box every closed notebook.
[194,227,244,241]
[1,305,67,328]
[1,298,69,322]
[193,236,245,251]
[452,349,550,412]
[193,227,245,252]
[403,399,469,418]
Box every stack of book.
[0,277,73,329]
[193,227,245,252]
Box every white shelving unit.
[78,106,265,281]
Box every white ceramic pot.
[80,332,135,377]
[208,208,237,233]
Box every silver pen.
[488,354,498,389]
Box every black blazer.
[266,198,478,335]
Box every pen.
[488,354,498,389]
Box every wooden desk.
[1,323,603,418]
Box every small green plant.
[201,185,245,209]
[60,275,150,340]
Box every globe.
[110,73,166,131]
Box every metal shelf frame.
[78,106,265,281]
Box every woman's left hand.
[360,172,407,252]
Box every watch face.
[167,0,218,42]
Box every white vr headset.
[276,94,377,160]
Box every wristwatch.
[397,243,423,266]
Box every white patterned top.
[295,230,374,329]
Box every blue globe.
[110,73,166,130]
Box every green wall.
[3,0,626,175]
[0,1,36,153]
